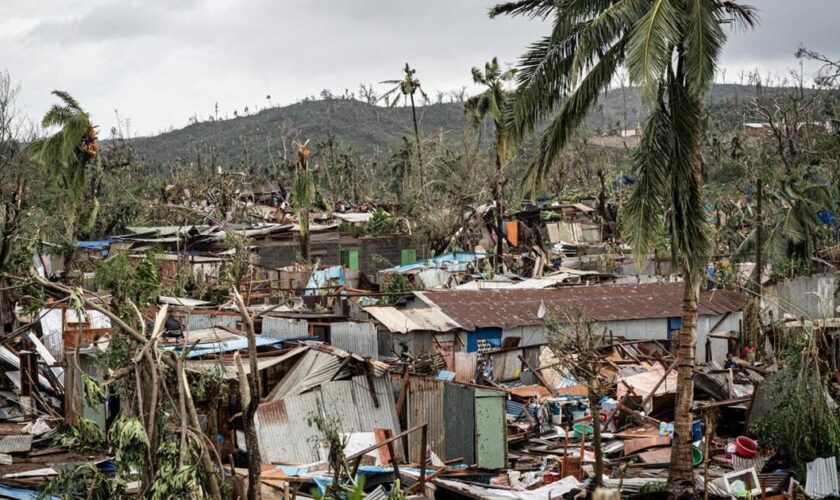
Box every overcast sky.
[2,0,839,136]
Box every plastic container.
[735,436,758,458]
[691,420,705,442]
[572,423,593,438]
[692,446,703,467]
[571,410,587,421]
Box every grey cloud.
[3,0,839,135]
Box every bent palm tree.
[28,91,99,238]
[464,57,517,271]
[736,178,834,271]
[381,64,429,190]
[491,0,754,491]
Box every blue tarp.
[166,337,284,358]
[0,484,58,500]
[386,251,489,274]
[75,240,112,250]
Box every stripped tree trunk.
[233,289,262,500]
[588,387,604,488]
[494,129,505,273]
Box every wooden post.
[19,350,38,417]
[383,429,401,482]
[419,424,428,494]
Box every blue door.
[667,317,682,341]
[467,328,503,352]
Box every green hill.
[129,83,800,168]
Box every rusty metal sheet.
[255,392,323,464]
[417,283,747,330]
[453,352,477,383]
[406,377,445,463]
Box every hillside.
[129,83,800,168]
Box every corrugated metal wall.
[256,374,403,464]
[261,317,309,339]
[255,391,323,464]
[444,383,475,464]
[764,273,836,322]
[330,322,379,358]
[407,377,445,463]
[453,352,477,383]
[698,312,743,362]
[320,375,402,456]
[503,325,548,346]
[184,314,238,332]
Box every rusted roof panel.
[417,282,746,330]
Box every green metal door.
[474,389,507,469]
[341,250,359,271]
[400,248,416,265]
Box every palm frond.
[684,0,726,97]
[519,41,624,196]
[50,90,82,113]
[666,75,711,281]
[489,0,556,19]
[624,88,673,259]
[626,0,682,99]
[570,0,647,81]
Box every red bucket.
[735,436,758,458]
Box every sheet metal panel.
[453,352,477,383]
[261,317,309,340]
[184,313,237,332]
[38,309,64,359]
[266,350,343,401]
[330,322,379,359]
[0,435,32,453]
[364,306,461,333]
[406,377,445,463]
[320,375,403,457]
[474,389,507,469]
[444,383,475,464]
[255,392,323,464]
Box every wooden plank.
[623,436,671,455]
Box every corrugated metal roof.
[186,346,306,379]
[364,306,462,333]
[417,282,746,330]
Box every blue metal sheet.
[166,336,284,358]
[467,328,502,352]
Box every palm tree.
[380,64,429,190]
[736,177,834,274]
[293,141,314,261]
[28,90,98,238]
[464,57,517,271]
[28,90,97,199]
[491,0,754,491]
